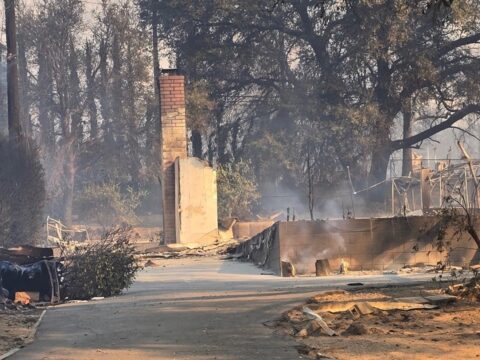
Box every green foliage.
[217,161,260,219]
[62,227,141,300]
[0,138,46,247]
[76,182,148,227]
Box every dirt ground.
[0,310,42,354]
[274,283,480,360]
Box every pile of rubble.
[446,279,480,302]
[268,280,480,359]
[274,290,457,339]
[139,239,238,262]
[398,263,463,274]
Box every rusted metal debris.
[46,216,90,246]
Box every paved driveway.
[12,258,433,360]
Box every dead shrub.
[61,226,141,300]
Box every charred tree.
[37,44,55,155]
[85,42,98,140]
[0,43,6,133]
[99,38,112,142]
[402,99,413,177]
[307,149,314,221]
[191,130,202,158]
[4,0,23,142]
[152,13,161,135]
[17,26,31,137]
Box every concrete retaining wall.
[239,216,480,276]
[236,224,281,274]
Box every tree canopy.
[0,0,478,222]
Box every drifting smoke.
[258,179,385,221]
[259,182,311,220]
[280,222,347,274]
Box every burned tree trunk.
[63,144,76,226]
[152,15,161,132]
[369,145,392,187]
[467,226,480,249]
[37,45,55,155]
[17,29,31,137]
[191,130,202,158]
[85,42,98,140]
[307,150,314,221]
[402,100,413,176]
[4,0,23,142]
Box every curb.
[0,309,47,360]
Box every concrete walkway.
[13,258,434,360]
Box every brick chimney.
[159,70,187,244]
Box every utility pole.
[4,0,23,142]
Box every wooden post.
[412,186,416,211]
[464,167,470,209]
[315,259,331,277]
[439,174,442,207]
[391,179,395,215]
[4,0,23,141]
[420,172,424,210]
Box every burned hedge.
[0,138,46,247]
[61,227,141,300]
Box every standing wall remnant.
[238,217,480,276]
[175,157,218,244]
[159,70,187,244]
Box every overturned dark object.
[0,260,61,304]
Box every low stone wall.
[239,216,480,276]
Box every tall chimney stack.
[159,70,187,244]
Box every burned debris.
[1,226,141,309]
[272,283,480,360]
[0,246,60,310]
[0,260,61,304]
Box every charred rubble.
[0,246,61,309]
